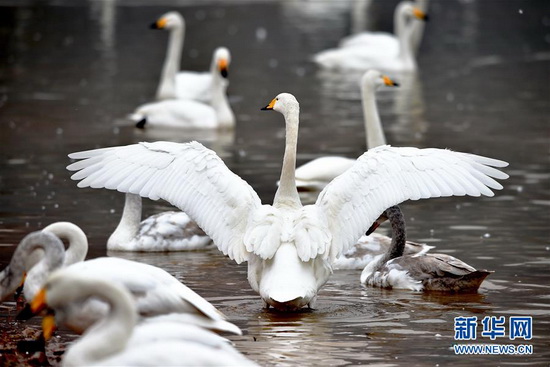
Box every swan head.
[398,2,429,22]
[151,11,184,30]
[261,93,299,117]
[362,70,399,90]
[213,47,231,79]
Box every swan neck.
[274,109,301,207]
[42,222,88,266]
[1,232,64,301]
[383,206,407,262]
[63,281,137,366]
[108,194,142,245]
[210,78,235,129]
[397,9,416,68]
[362,85,386,149]
[156,25,183,100]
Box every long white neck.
[15,232,65,301]
[42,222,88,266]
[155,25,184,100]
[274,107,301,207]
[411,0,429,55]
[396,7,417,70]
[108,193,142,247]
[62,281,137,366]
[210,78,235,129]
[362,84,386,149]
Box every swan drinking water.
[67,93,508,311]
[3,224,236,334]
[31,270,255,366]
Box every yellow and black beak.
[151,17,168,29]
[261,98,277,111]
[42,311,57,341]
[413,8,429,21]
[218,58,229,78]
[382,75,399,87]
[31,288,48,314]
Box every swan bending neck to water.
[152,11,184,100]
[294,70,397,190]
[0,231,64,302]
[361,206,492,292]
[31,271,256,366]
[67,93,508,311]
[0,223,88,302]
[108,193,213,252]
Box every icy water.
[1,0,549,365]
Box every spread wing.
[67,141,262,263]
[314,145,508,261]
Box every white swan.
[131,76,234,129]
[5,224,236,334]
[107,193,213,252]
[32,271,256,366]
[176,47,231,103]
[361,206,492,291]
[67,93,508,311]
[295,70,397,190]
[0,223,87,302]
[313,1,428,72]
[340,0,430,56]
[136,12,235,129]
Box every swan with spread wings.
[67,93,508,311]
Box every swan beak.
[383,75,399,87]
[218,59,229,78]
[42,312,56,341]
[413,8,429,21]
[151,17,168,29]
[261,98,276,111]
[31,288,47,314]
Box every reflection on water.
[0,0,549,365]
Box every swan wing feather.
[67,141,262,263]
[314,145,508,261]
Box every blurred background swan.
[31,270,256,366]
[313,1,428,72]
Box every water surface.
[0,0,549,365]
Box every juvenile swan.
[67,93,508,311]
[361,206,492,292]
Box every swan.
[6,224,237,334]
[107,193,213,251]
[0,223,87,302]
[176,47,231,103]
[361,206,492,291]
[67,93,508,311]
[340,0,429,56]
[31,270,256,366]
[137,12,235,129]
[295,70,397,190]
[313,1,428,72]
[131,74,234,129]
[150,11,232,103]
